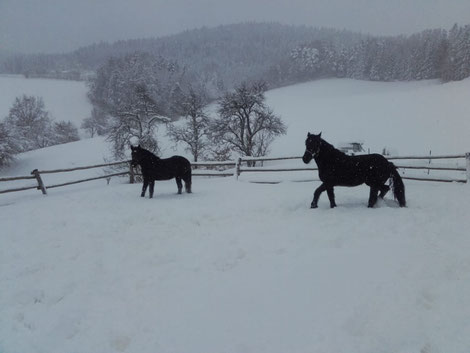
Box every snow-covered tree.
[0,122,19,168]
[4,95,54,151]
[106,84,169,159]
[52,121,80,145]
[449,24,470,81]
[88,53,192,158]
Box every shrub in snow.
[0,122,19,168]
[4,95,54,151]
[52,121,80,145]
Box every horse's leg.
[183,174,192,193]
[379,184,390,199]
[368,186,379,208]
[175,177,183,194]
[141,177,149,197]
[326,186,336,208]
[149,180,155,198]
[311,183,327,208]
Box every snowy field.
[1,176,470,353]
[1,77,470,353]
[0,75,92,134]
[266,78,470,156]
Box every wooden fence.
[0,161,131,195]
[0,160,236,195]
[237,153,470,184]
[1,152,469,195]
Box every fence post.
[428,150,431,175]
[31,169,47,195]
[466,152,470,184]
[129,162,135,184]
[234,157,242,180]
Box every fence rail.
[0,159,236,195]
[35,161,128,174]
[1,152,469,195]
[237,153,470,184]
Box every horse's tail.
[389,162,406,207]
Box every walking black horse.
[130,145,192,198]
[302,132,406,208]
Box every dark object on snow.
[130,145,192,198]
[302,132,406,208]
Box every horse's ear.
[318,132,322,138]
[307,132,311,137]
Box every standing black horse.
[302,132,406,208]
[130,145,192,198]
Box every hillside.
[1,23,363,90]
[266,78,470,155]
[1,76,469,177]
[3,22,470,92]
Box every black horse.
[130,145,192,198]
[302,132,406,208]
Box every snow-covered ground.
[1,176,470,353]
[266,78,470,156]
[1,77,470,353]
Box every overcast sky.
[2,0,470,54]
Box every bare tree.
[211,80,286,162]
[167,87,210,162]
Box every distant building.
[338,141,365,155]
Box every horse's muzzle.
[302,151,313,164]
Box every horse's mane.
[319,138,345,158]
[138,147,161,163]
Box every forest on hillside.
[2,22,469,91]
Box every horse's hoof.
[310,204,318,209]
[330,205,336,208]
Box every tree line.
[285,24,470,83]
[0,23,364,91]
[2,22,469,89]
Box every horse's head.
[130,145,144,167]
[302,132,322,164]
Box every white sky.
[1,0,470,53]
